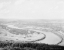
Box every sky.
[0,0,64,19]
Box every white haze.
[0,0,64,19]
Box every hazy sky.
[0,0,64,19]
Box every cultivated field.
[0,19,64,46]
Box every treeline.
[0,41,64,50]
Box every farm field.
[0,19,64,50]
[0,19,64,46]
